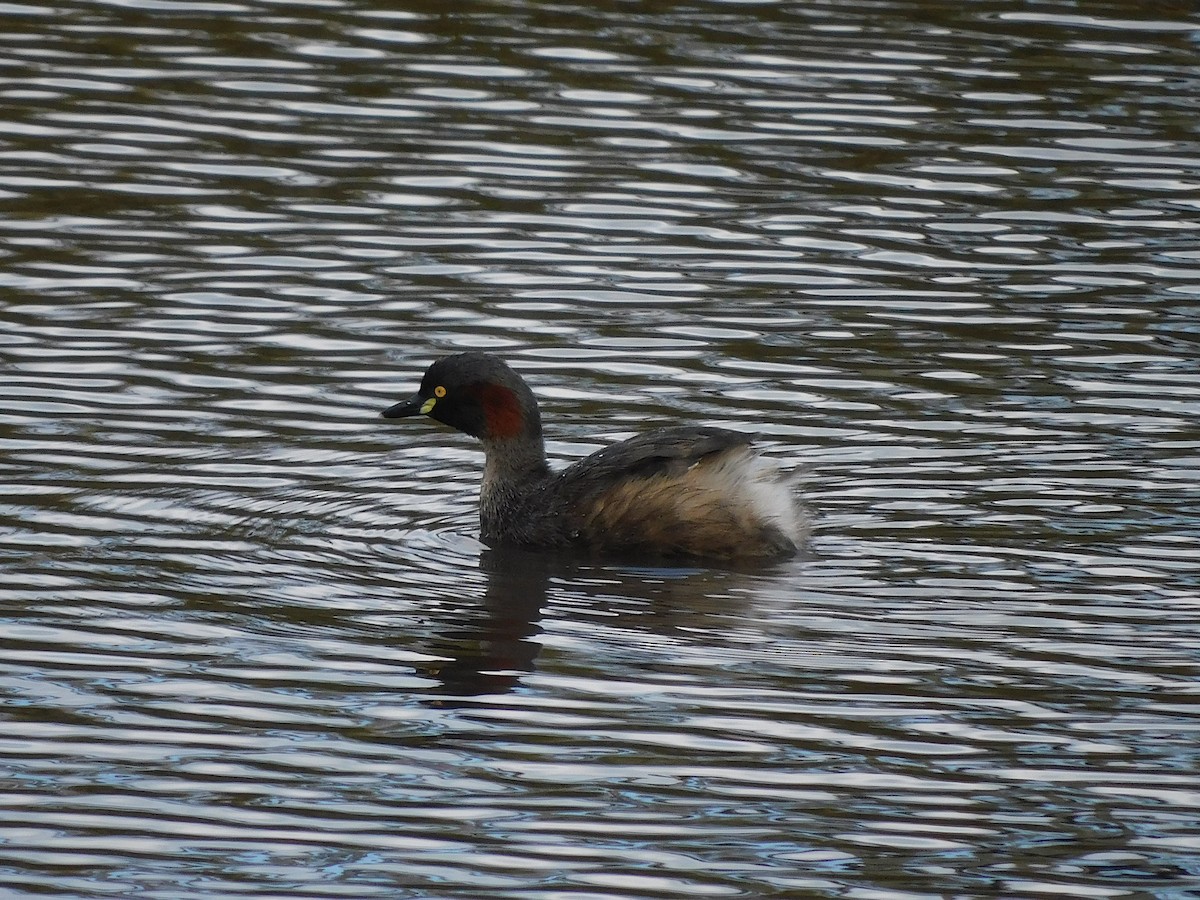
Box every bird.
[381,352,806,560]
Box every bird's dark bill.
[381,393,426,418]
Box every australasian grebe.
[382,352,806,560]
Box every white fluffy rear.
[698,448,808,547]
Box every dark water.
[2,1,1200,897]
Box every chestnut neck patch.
[478,383,525,440]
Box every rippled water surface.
[3,1,1200,897]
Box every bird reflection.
[417,543,778,699]
[423,546,549,698]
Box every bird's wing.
[558,426,754,487]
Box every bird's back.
[502,426,806,560]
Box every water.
[2,1,1199,897]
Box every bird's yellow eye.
[434,385,447,398]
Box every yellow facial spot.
[420,397,437,415]
[434,385,447,398]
